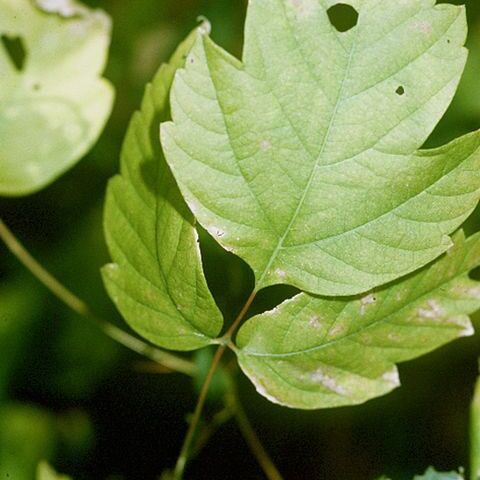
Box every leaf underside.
[236,231,480,409]
[162,0,480,297]
[102,27,224,351]
[0,0,114,196]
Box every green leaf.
[37,462,72,480]
[161,0,480,296]
[471,370,480,480]
[102,26,223,351]
[236,231,480,409]
[413,467,464,479]
[0,0,114,196]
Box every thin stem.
[173,289,258,479]
[231,390,284,480]
[0,218,196,377]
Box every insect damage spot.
[327,4,359,33]
[311,369,347,395]
[309,315,321,328]
[260,139,271,151]
[382,368,400,386]
[413,20,432,34]
[360,293,376,315]
[1,35,27,71]
[396,86,405,96]
[417,299,445,320]
[275,269,287,279]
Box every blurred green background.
[1,1,480,478]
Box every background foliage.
[1,0,480,478]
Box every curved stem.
[0,218,196,377]
[231,390,284,480]
[173,289,257,479]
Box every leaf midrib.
[256,18,361,287]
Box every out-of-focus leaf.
[102,25,223,351]
[162,0,480,297]
[0,278,42,399]
[0,0,114,196]
[413,467,463,479]
[237,231,479,409]
[36,461,72,480]
[0,403,57,480]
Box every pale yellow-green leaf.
[0,0,114,196]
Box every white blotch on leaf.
[328,323,345,338]
[467,286,480,298]
[309,315,321,328]
[417,299,445,320]
[460,323,474,337]
[260,139,271,151]
[382,368,400,386]
[275,269,287,279]
[413,20,432,34]
[311,369,347,396]
[360,293,376,315]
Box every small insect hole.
[33,83,41,91]
[396,86,405,96]
[327,3,359,33]
[1,35,27,71]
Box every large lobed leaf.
[102,26,223,351]
[162,0,480,297]
[236,231,480,409]
[0,0,114,196]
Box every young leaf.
[102,26,223,351]
[236,231,479,409]
[413,467,463,480]
[161,0,480,297]
[0,0,114,196]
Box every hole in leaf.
[396,86,405,96]
[1,35,26,71]
[327,3,359,32]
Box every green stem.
[230,389,284,480]
[0,218,196,377]
[173,290,258,479]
